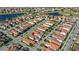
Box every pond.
[0,13,24,21]
[49,12,62,16]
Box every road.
[63,19,79,51]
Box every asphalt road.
[63,19,79,51]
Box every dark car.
[21,47,29,51]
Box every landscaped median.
[70,42,77,51]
